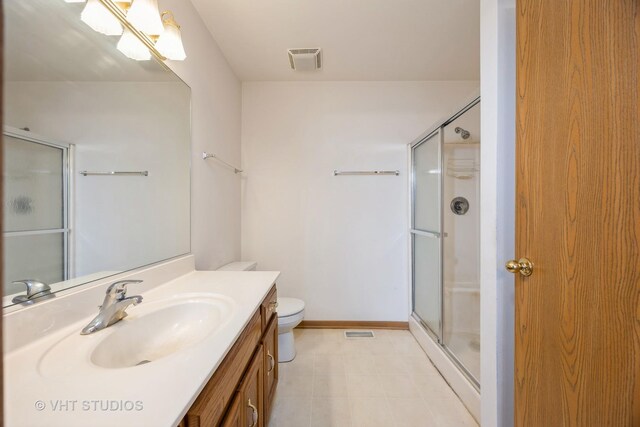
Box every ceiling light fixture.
[125,0,164,36]
[117,28,152,61]
[154,12,187,61]
[80,0,123,36]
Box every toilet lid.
[277,297,305,317]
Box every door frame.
[479,0,517,425]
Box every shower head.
[455,127,471,140]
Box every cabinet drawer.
[186,309,262,427]
[261,286,278,331]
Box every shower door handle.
[505,257,534,277]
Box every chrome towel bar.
[333,170,399,176]
[79,171,148,176]
[202,152,243,174]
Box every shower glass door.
[441,102,481,384]
[3,130,69,296]
[411,129,443,339]
[410,99,481,389]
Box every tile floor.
[268,328,478,427]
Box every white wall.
[161,0,243,270]
[241,81,478,320]
[480,0,516,425]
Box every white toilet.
[276,297,305,362]
[218,261,305,362]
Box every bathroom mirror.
[2,0,191,307]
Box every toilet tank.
[217,261,257,271]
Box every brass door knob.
[505,257,533,277]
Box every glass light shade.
[117,28,151,61]
[126,0,164,35]
[155,21,186,61]
[81,0,123,36]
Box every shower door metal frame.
[409,96,481,389]
[411,127,444,342]
[3,126,74,281]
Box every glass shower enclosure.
[411,98,481,387]
[3,128,71,296]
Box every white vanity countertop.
[4,270,280,427]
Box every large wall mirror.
[3,0,191,307]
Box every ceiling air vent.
[287,48,322,71]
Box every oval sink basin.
[91,300,226,369]
[38,294,234,376]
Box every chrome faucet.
[81,280,143,335]
[11,280,55,305]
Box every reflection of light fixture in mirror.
[126,0,164,36]
[65,0,187,62]
[154,12,186,61]
[117,28,152,61]
[81,0,123,35]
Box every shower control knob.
[505,258,534,277]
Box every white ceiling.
[190,0,480,82]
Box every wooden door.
[239,347,264,427]
[263,316,278,420]
[0,1,4,424]
[515,1,640,425]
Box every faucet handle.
[105,280,143,298]
[12,280,51,298]
[11,280,54,304]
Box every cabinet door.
[239,346,264,427]
[221,393,242,427]
[262,316,278,420]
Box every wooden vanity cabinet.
[182,285,277,427]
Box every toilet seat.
[277,297,305,318]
